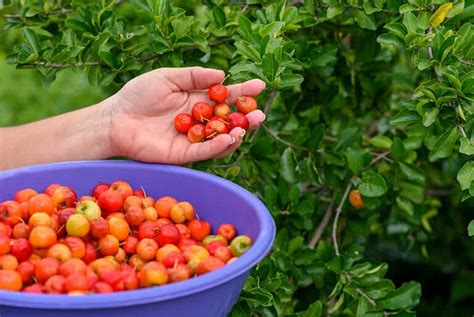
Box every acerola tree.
[2,0,474,315]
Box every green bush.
[1,0,474,315]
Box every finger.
[185,133,236,162]
[246,109,266,131]
[159,67,225,92]
[226,79,266,104]
[215,128,246,159]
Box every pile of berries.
[174,83,258,143]
[0,181,252,294]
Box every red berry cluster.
[0,182,253,294]
[174,83,258,143]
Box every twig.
[428,26,434,59]
[458,124,468,139]
[309,197,335,249]
[262,125,319,152]
[356,288,377,307]
[332,180,353,256]
[370,151,392,165]
[425,188,452,197]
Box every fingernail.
[230,136,236,144]
[260,113,266,122]
[240,130,246,138]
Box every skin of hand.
[0,67,266,170]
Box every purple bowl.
[0,160,275,317]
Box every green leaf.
[390,109,421,126]
[354,11,377,30]
[402,12,418,33]
[468,220,474,237]
[360,171,388,197]
[281,148,297,183]
[238,16,253,41]
[212,6,226,28]
[391,137,406,161]
[460,137,474,155]
[428,126,459,161]
[422,107,439,127]
[22,28,41,56]
[399,163,425,183]
[377,33,405,48]
[369,135,393,149]
[345,147,366,175]
[377,281,422,310]
[171,16,194,39]
[327,6,344,18]
[279,74,304,88]
[262,53,279,82]
[300,300,322,317]
[457,162,474,190]
[283,7,298,24]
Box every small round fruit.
[125,206,146,226]
[35,257,60,283]
[0,233,10,255]
[59,258,87,277]
[204,120,229,140]
[11,238,33,261]
[155,196,178,219]
[123,195,142,211]
[66,214,91,238]
[167,263,191,283]
[236,96,257,114]
[187,124,206,143]
[92,183,110,200]
[192,102,213,122]
[2,201,23,226]
[188,219,211,241]
[64,237,86,258]
[28,212,52,227]
[13,188,38,203]
[230,235,253,256]
[44,184,61,196]
[13,223,30,239]
[75,200,101,221]
[156,224,180,247]
[137,238,159,261]
[28,194,54,216]
[176,223,191,239]
[98,190,123,213]
[162,251,185,268]
[174,113,194,134]
[0,270,22,291]
[138,262,168,287]
[156,244,181,263]
[90,218,110,239]
[108,217,130,241]
[47,243,72,263]
[99,234,120,256]
[29,225,57,248]
[202,235,228,247]
[208,83,228,103]
[110,181,133,200]
[143,207,158,221]
[0,255,18,270]
[44,275,66,294]
[228,112,250,130]
[195,256,225,275]
[214,246,233,263]
[65,273,89,292]
[214,103,231,118]
[51,186,77,210]
[170,201,195,224]
[349,190,364,209]
[16,260,35,284]
[217,224,237,242]
[123,236,139,254]
[93,281,114,293]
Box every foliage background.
[1,0,474,316]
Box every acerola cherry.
[16,260,36,284]
[0,270,22,291]
[217,224,237,242]
[195,256,225,275]
[188,219,211,241]
[204,120,229,140]
[29,226,57,248]
[51,186,77,210]
[44,184,61,197]
[13,223,30,239]
[349,190,364,209]
[192,102,213,122]
[92,183,110,200]
[155,196,178,219]
[208,83,228,103]
[11,238,33,261]
[13,188,38,203]
[214,103,231,118]
[0,233,10,255]
[28,194,54,216]
[187,124,206,143]
[98,190,123,213]
[156,224,180,247]
[228,112,249,130]
[236,96,257,114]
[174,113,194,134]
[110,181,133,200]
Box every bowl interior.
[0,160,275,309]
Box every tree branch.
[262,125,320,152]
[309,196,335,249]
[332,180,353,256]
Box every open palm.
[108,67,266,164]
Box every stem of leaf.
[332,180,353,256]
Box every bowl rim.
[0,160,276,309]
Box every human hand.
[107,67,266,164]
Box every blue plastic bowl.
[0,160,275,317]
